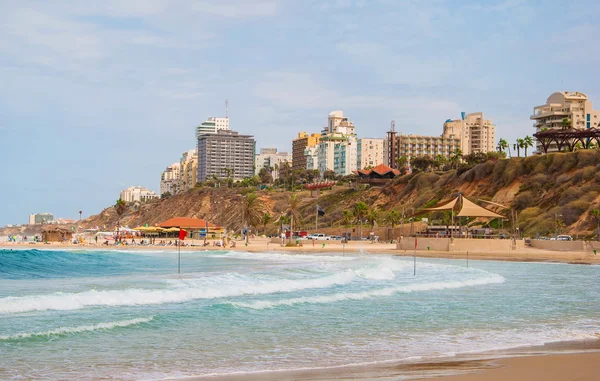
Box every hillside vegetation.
[6,151,599,239]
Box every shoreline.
[167,338,600,381]
[2,239,599,265]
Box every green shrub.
[513,191,534,210]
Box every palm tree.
[434,154,447,170]
[385,210,401,242]
[515,138,525,157]
[239,193,266,243]
[114,198,127,230]
[342,210,353,240]
[365,208,379,239]
[353,202,368,239]
[261,212,272,235]
[450,148,462,168]
[288,194,301,241]
[497,138,508,154]
[395,156,407,170]
[561,118,572,130]
[523,136,534,156]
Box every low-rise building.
[28,213,54,225]
[120,186,159,203]
[255,148,291,179]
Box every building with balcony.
[120,186,159,203]
[28,213,54,225]
[388,134,461,160]
[292,132,321,171]
[255,148,291,179]
[357,138,384,169]
[317,111,358,176]
[180,149,198,190]
[197,129,255,182]
[531,92,600,153]
[304,146,319,171]
[442,112,496,155]
[160,163,182,195]
[195,117,229,138]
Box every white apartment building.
[531,91,600,152]
[195,117,229,138]
[357,138,384,169]
[120,186,159,203]
[442,112,496,155]
[254,148,291,179]
[317,111,358,176]
[304,146,319,171]
[160,162,181,195]
[180,149,198,190]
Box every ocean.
[0,248,599,380]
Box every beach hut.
[157,217,222,240]
[41,226,74,243]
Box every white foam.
[232,274,506,309]
[0,316,154,340]
[0,271,356,314]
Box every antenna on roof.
[225,99,229,118]
[391,120,395,132]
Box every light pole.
[554,213,563,236]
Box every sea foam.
[231,274,506,309]
[0,270,356,314]
[0,316,154,341]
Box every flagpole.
[315,204,318,231]
[178,241,181,274]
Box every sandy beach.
[3,238,600,265]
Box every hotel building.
[197,129,255,182]
[531,92,600,152]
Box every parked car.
[556,235,573,241]
[306,233,330,240]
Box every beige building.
[317,111,358,176]
[357,138,384,169]
[160,162,181,195]
[531,91,600,152]
[120,186,159,203]
[396,134,461,160]
[180,149,198,190]
[292,132,321,171]
[195,117,229,138]
[255,148,291,179]
[442,112,496,155]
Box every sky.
[1,0,600,226]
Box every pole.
[316,204,318,232]
[413,249,416,276]
[467,250,469,268]
[178,241,181,274]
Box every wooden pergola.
[533,128,600,153]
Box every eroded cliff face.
[5,151,599,238]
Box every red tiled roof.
[157,217,218,228]
[357,163,400,176]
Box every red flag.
[179,229,188,240]
[414,237,418,249]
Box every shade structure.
[456,197,505,218]
[157,217,219,230]
[134,226,164,232]
[421,198,458,212]
[162,227,181,233]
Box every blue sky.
[1,0,599,226]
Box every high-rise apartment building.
[292,132,321,171]
[255,148,291,179]
[357,138,384,169]
[304,146,319,171]
[160,163,181,195]
[195,117,229,138]
[120,186,159,203]
[442,112,496,155]
[531,92,600,152]
[197,129,255,182]
[316,111,358,176]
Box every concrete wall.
[530,240,585,251]
[397,237,523,252]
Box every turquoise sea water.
[0,248,599,380]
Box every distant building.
[385,133,461,165]
[120,186,159,203]
[160,162,181,195]
[304,146,319,171]
[357,138,384,170]
[292,132,321,171]
[442,112,496,155]
[180,149,198,190]
[255,148,291,179]
[195,117,229,138]
[316,111,358,176]
[197,129,256,182]
[29,213,54,225]
[531,92,600,152]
